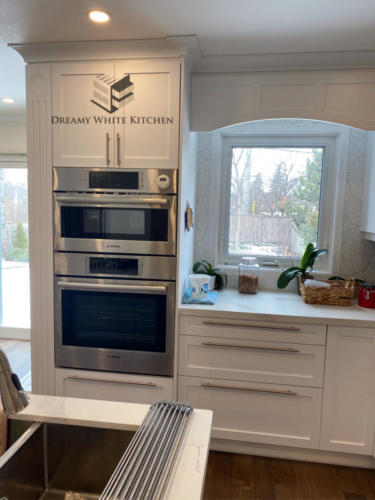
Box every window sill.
[215,264,332,292]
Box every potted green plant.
[277,243,328,290]
[193,259,227,290]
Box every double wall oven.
[53,168,178,377]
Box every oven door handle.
[55,195,168,206]
[57,281,167,294]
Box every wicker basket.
[299,277,356,306]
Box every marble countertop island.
[10,394,213,500]
[180,289,375,328]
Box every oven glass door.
[60,206,168,242]
[55,278,175,376]
[62,289,166,352]
[54,195,176,255]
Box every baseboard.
[0,328,31,341]
[211,438,375,469]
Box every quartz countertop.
[179,289,375,328]
[10,394,212,500]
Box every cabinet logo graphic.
[91,73,134,113]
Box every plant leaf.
[193,260,210,274]
[192,262,203,273]
[300,243,314,270]
[277,267,303,289]
[215,274,223,290]
[304,248,328,271]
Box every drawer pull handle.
[106,132,110,166]
[202,320,300,332]
[117,132,121,167]
[201,341,300,353]
[67,376,158,387]
[201,382,298,396]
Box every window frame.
[217,133,342,274]
[0,153,30,340]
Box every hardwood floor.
[203,451,375,500]
[0,339,31,391]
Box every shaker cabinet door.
[320,326,375,455]
[114,60,180,169]
[52,62,115,167]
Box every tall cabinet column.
[26,63,55,395]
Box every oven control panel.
[53,167,177,194]
[54,252,176,281]
[157,174,171,190]
[89,257,140,276]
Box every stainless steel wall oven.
[53,168,177,255]
[54,253,176,376]
[53,167,178,377]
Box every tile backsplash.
[194,119,375,289]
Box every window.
[0,155,29,334]
[219,135,338,269]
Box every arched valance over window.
[191,69,375,131]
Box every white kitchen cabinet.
[55,368,173,405]
[52,60,180,169]
[320,326,375,455]
[179,315,327,345]
[52,62,115,167]
[179,334,325,387]
[115,60,180,169]
[179,376,322,449]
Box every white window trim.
[0,154,30,340]
[206,122,348,280]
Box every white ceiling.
[2,0,375,120]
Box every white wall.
[0,121,27,153]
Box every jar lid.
[360,282,375,290]
[240,257,258,265]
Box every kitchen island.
[10,394,213,499]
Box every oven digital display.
[89,171,139,190]
[89,257,139,276]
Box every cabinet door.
[179,376,322,449]
[55,368,173,405]
[52,62,115,167]
[320,326,375,455]
[114,60,180,169]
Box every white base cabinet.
[320,326,375,455]
[178,314,375,460]
[179,376,322,449]
[55,368,173,405]
[179,334,325,387]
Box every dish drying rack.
[100,400,193,500]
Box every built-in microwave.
[53,167,177,256]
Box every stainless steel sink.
[0,420,134,500]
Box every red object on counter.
[358,283,375,308]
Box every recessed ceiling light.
[2,98,15,104]
[89,10,110,23]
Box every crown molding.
[9,35,199,63]
[194,49,375,73]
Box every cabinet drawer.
[178,376,322,449]
[179,315,326,346]
[55,369,173,404]
[179,335,325,387]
